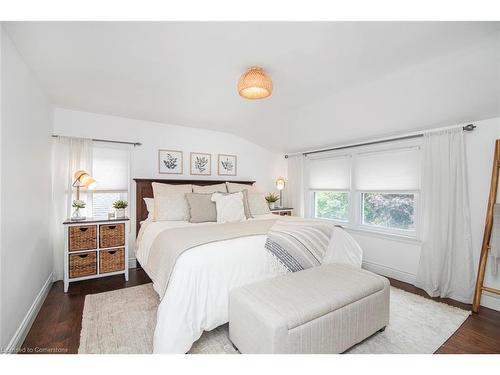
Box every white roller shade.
[354,147,420,191]
[307,155,351,190]
[92,145,130,191]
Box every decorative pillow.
[144,198,154,221]
[152,182,193,221]
[186,193,217,223]
[192,183,228,194]
[211,192,246,223]
[226,182,258,193]
[322,227,363,268]
[247,192,271,216]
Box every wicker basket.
[99,248,125,273]
[69,226,97,251]
[99,224,125,248]
[69,251,97,278]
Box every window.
[92,192,128,218]
[307,141,421,237]
[361,193,415,231]
[307,154,351,223]
[355,146,420,234]
[314,191,349,221]
[90,144,130,218]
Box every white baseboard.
[362,260,416,284]
[128,257,137,269]
[363,260,500,312]
[479,291,500,311]
[4,272,53,354]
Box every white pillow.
[247,192,271,216]
[152,182,193,221]
[193,183,227,193]
[226,182,258,193]
[211,192,246,223]
[322,227,363,268]
[144,198,154,221]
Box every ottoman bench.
[229,263,390,354]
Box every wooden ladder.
[472,139,500,312]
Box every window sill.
[312,217,422,245]
[344,226,422,245]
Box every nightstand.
[63,217,130,292]
[270,207,294,216]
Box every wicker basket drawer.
[99,223,125,248]
[69,251,97,278]
[99,248,125,274]
[69,225,97,251]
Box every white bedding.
[136,214,283,353]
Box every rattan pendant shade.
[238,67,273,100]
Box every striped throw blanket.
[264,219,335,272]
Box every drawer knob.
[108,225,116,230]
[108,251,117,255]
[79,227,88,232]
[78,254,89,258]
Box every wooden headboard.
[133,178,256,235]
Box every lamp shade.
[238,67,273,100]
[276,177,285,190]
[80,175,96,189]
[74,170,96,189]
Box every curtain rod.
[285,123,476,158]
[52,134,142,147]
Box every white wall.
[465,117,500,310]
[330,117,500,311]
[0,27,53,350]
[53,107,287,264]
[0,23,3,351]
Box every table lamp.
[73,170,96,200]
[276,177,285,208]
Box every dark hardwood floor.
[20,268,151,354]
[389,279,500,354]
[20,269,500,354]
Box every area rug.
[78,283,470,354]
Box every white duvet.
[136,215,362,354]
[136,214,284,353]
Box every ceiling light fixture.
[238,66,273,100]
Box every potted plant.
[265,192,280,210]
[71,200,86,221]
[113,200,128,219]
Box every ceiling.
[3,22,500,153]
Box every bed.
[134,179,286,353]
[133,178,362,354]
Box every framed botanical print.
[190,152,211,176]
[158,150,183,174]
[217,154,237,176]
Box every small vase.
[269,202,275,210]
[71,207,85,221]
[115,208,125,219]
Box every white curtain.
[415,128,475,303]
[51,136,93,280]
[285,155,305,217]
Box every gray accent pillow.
[247,192,271,216]
[186,193,217,223]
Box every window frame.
[355,189,420,238]
[89,191,129,218]
[311,189,351,224]
[308,140,421,240]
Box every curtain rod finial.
[463,124,476,131]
